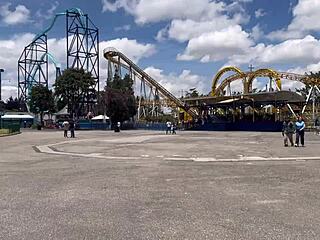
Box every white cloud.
[228,35,320,67]
[259,36,320,64]
[251,24,263,41]
[102,0,227,24]
[106,0,250,43]
[0,33,68,100]
[144,67,207,96]
[255,8,266,18]
[35,1,59,27]
[99,38,156,63]
[0,3,31,25]
[288,61,320,75]
[101,0,252,67]
[165,15,246,43]
[177,25,254,62]
[102,0,249,25]
[1,86,18,102]
[114,24,131,32]
[0,33,35,100]
[268,0,320,41]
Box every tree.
[5,97,20,111]
[0,100,6,112]
[29,84,55,125]
[54,68,96,118]
[101,73,137,124]
[185,88,199,98]
[103,88,130,123]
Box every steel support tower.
[18,35,49,102]
[18,8,99,112]
[66,10,99,111]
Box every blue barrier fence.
[192,121,283,132]
[77,120,167,131]
[77,121,110,130]
[133,122,167,131]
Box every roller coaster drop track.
[18,8,99,105]
[103,48,198,119]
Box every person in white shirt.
[166,121,171,134]
[62,120,69,138]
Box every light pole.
[0,68,4,101]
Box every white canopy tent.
[91,115,110,120]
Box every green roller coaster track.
[27,8,86,94]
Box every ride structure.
[210,66,320,116]
[18,8,99,111]
[103,48,198,120]
[178,66,319,130]
[102,48,317,130]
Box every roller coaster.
[103,48,198,119]
[210,66,316,96]
[16,7,319,127]
[18,8,99,107]
[208,66,320,118]
[103,48,320,128]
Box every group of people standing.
[166,121,176,135]
[62,120,75,138]
[282,116,305,147]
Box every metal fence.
[0,121,21,134]
[133,122,167,131]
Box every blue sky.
[1,0,320,99]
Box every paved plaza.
[1,130,320,239]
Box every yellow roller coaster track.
[211,66,245,96]
[211,66,316,96]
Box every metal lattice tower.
[66,10,99,108]
[18,35,49,102]
[18,8,99,111]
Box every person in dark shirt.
[69,119,75,138]
[282,119,295,147]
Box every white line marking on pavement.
[35,134,169,160]
[35,135,320,163]
[165,156,320,162]
[37,145,139,160]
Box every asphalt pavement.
[1,130,320,240]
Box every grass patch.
[0,129,20,137]
[0,129,10,135]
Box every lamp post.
[0,68,4,101]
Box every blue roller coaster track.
[27,8,87,93]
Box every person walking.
[69,119,75,138]
[62,120,70,138]
[171,123,176,135]
[282,119,295,147]
[295,116,305,147]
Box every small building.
[1,113,34,127]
